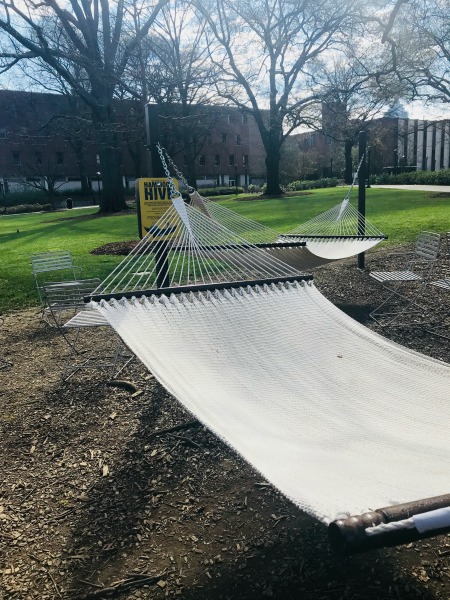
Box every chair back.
[43,278,101,312]
[31,250,74,274]
[415,232,441,261]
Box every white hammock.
[159,145,386,270]
[88,196,450,531]
[189,190,385,268]
[91,281,450,524]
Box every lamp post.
[234,164,238,194]
[96,171,101,204]
[366,146,371,188]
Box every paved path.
[371,184,450,192]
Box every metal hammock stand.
[84,180,450,557]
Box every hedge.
[286,177,339,191]
[373,169,450,186]
[199,186,245,196]
[4,203,53,214]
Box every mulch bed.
[1,243,450,600]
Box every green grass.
[0,208,138,312]
[218,188,450,242]
[1,188,449,312]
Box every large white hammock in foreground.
[87,196,450,554]
[92,280,450,519]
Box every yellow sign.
[136,177,179,239]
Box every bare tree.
[124,0,220,186]
[396,0,450,109]
[317,49,406,182]
[0,0,169,212]
[18,158,67,208]
[193,0,363,195]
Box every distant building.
[291,116,450,179]
[145,103,267,188]
[0,89,142,194]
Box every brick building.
[0,91,268,196]
[145,103,267,188]
[0,89,144,195]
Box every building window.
[12,151,21,165]
[222,133,227,143]
[214,154,221,166]
[55,151,64,165]
[236,134,241,146]
[0,129,6,139]
[35,151,42,165]
[229,154,235,166]
[243,154,248,166]
[242,114,248,124]
[227,115,231,124]
[199,155,206,166]
[96,154,100,165]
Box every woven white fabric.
[92,282,450,523]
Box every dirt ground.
[1,243,450,600]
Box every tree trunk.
[265,143,282,195]
[72,139,90,195]
[98,147,127,212]
[344,140,354,184]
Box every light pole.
[234,165,238,194]
[366,146,371,188]
[96,171,101,204]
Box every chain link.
[161,147,194,192]
[343,153,365,202]
[156,143,182,199]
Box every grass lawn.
[0,188,448,312]
[218,187,450,242]
[0,208,138,312]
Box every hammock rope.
[92,196,307,299]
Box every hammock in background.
[160,146,386,270]
[87,194,450,555]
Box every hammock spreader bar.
[329,493,450,555]
[175,241,307,251]
[280,234,387,240]
[86,275,313,303]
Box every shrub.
[199,186,245,196]
[5,203,53,214]
[372,168,450,186]
[286,177,338,191]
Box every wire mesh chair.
[42,279,133,380]
[31,250,82,306]
[426,274,450,340]
[369,231,441,326]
